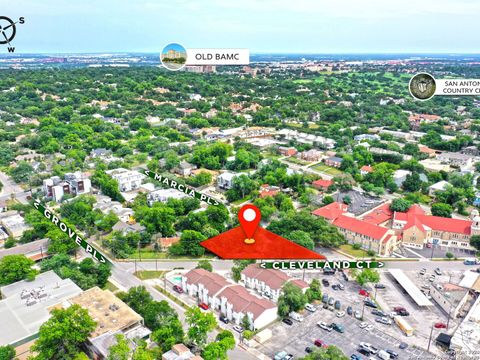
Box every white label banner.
[435,79,480,95]
[186,48,249,65]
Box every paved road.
[0,170,30,204]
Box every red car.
[359,289,370,297]
[314,339,328,348]
[394,306,406,312]
[173,285,183,294]
[434,322,447,329]
[426,243,432,248]
[198,303,209,310]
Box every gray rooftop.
[0,270,83,347]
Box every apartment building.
[106,168,146,192]
[43,172,92,202]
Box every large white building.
[106,168,146,192]
[450,294,480,354]
[181,268,277,330]
[276,129,336,149]
[147,188,190,206]
[217,172,241,190]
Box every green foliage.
[0,345,15,360]
[355,268,380,286]
[91,168,125,202]
[445,252,454,259]
[299,345,349,360]
[278,282,308,317]
[226,175,257,202]
[470,235,480,251]
[185,306,217,349]
[31,304,96,360]
[431,202,453,218]
[186,171,212,187]
[196,260,213,272]
[322,195,334,205]
[231,260,255,282]
[107,334,131,360]
[390,198,413,212]
[306,278,322,302]
[191,142,233,169]
[0,255,36,285]
[289,230,315,250]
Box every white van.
[289,311,304,322]
[377,349,391,360]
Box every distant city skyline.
[4,0,480,54]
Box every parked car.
[328,297,335,306]
[172,285,183,293]
[274,351,288,360]
[374,283,386,289]
[377,350,390,360]
[198,303,209,310]
[350,355,362,360]
[428,275,436,282]
[366,324,374,331]
[434,322,447,329]
[342,273,349,282]
[399,342,408,349]
[393,306,406,312]
[338,283,345,290]
[386,349,399,358]
[314,339,327,347]
[434,268,442,275]
[359,342,378,354]
[364,299,377,308]
[334,300,341,310]
[323,303,329,309]
[358,322,368,329]
[305,347,313,353]
[233,325,244,333]
[355,310,362,319]
[331,323,344,333]
[421,284,430,289]
[359,289,370,297]
[332,284,339,290]
[284,355,293,360]
[419,269,426,275]
[317,321,333,332]
[322,279,330,287]
[282,318,293,326]
[375,317,392,325]
[426,243,432,248]
[324,268,336,275]
[372,309,386,317]
[322,294,329,303]
[347,306,353,315]
[305,303,316,312]
[219,315,229,324]
[396,310,410,316]
[336,311,346,318]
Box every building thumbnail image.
[43,171,92,202]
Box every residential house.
[106,168,146,192]
[43,172,92,202]
[312,202,349,222]
[217,172,241,190]
[393,169,427,188]
[147,188,190,206]
[111,221,145,235]
[0,211,30,239]
[360,165,373,176]
[93,195,133,223]
[162,344,203,360]
[173,161,196,177]
[324,156,343,168]
[258,184,280,198]
[278,146,297,157]
[181,269,277,330]
[428,180,451,197]
[298,149,323,162]
[419,158,452,173]
[312,179,333,191]
[156,237,180,251]
[436,152,474,169]
[354,134,380,142]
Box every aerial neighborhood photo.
[0,1,480,360]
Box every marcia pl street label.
[33,201,110,264]
[143,169,220,206]
[0,16,25,53]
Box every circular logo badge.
[160,43,187,71]
[409,73,436,100]
[0,16,17,45]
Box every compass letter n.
[7,47,15,53]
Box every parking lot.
[259,270,438,360]
[333,190,384,216]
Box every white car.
[358,322,368,329]
[233,325,244,333]
[317,321,333,331]
[429,275,435,282]
[354,310,362,319]
[336,311,346,318]
[338,283,345,290]
[305,304,317,312]
[366,324,374,331]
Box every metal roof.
[388,269,434,307]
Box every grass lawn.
[134,270,166,280]
[231,196,250,205]
[125,249,215,260]
[310,163,343,176]
[339,244,370,258]
[103,281,119,292]
[285,156,310,166]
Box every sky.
[3,0,480,54]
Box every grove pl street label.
[33,201,110,264]
[143,169,220,206]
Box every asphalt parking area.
[333,190,384,216]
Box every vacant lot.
[310,163,343,176]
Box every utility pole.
[427,323,434,352]
[361,296,366,320]
[430,242,435,259]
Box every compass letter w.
[7,47,14,53]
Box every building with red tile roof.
[312,202,348,222]
[312,179,333,191]
[392,205,480,250]
[360,165,373,175]
[259,184,280,198]
[360,203,393,225]
[241,264,310,302]
[181,268,277,330]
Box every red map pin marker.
[238,204,261,244]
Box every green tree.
[322,195,334,205]
[289,230,315,250]
[180,230,207,257]
[431,203,453,218]
[470,235,480,251]
[277,282,308,317]
[306,278,322,302]
[0,255,36,285]
[390,198,412,212]
[185,307,217,349]
[0,345,15,360]
[196,260,213,272]
[107,334,131,360]
[299,345,348,360]
[402,172,422,192]
[354,268,380,287]
[32,305,96,360]
[241,314,252,330]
